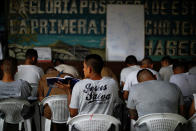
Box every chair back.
[40,95,68,123]
[67,114,121,131]
[194,94,196,110]
[0,98,30,124]
[30,83,38,97]
[187,94,196,131]
[134,113,187,131]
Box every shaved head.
[137,69,156,82]
[141,57,153,69]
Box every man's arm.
[37,77,45,101]
[123,91,129,100]
[69,108,78,118]
[129,109,138,120]
[179,105,184,116]
[121,81,125,88]
[189,100,196,117]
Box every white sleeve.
[69,82,81,109]
[39,68,45,77]
[159,68,164,79]
[127,88,136,109]
[123,75,131,91]
[155,72,162,80]
[120,69,125,83]
[169,75,176,84]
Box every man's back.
[170,72,196,97]
[159,65,173,81]
[15,65,44,84]
[38,70,69,101]
[0,79,31,99]
[70,77,119,115]
[127,80,184,117]
[15,65,44,96]
[120,65,140,84]
[123,68,161,91]
[38,70,70,118]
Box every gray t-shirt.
[0,79,32,99]
[69,77,120,115]
[127,80,184,117]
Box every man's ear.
[88,66,93,74]
[32,57,35,62]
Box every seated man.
[38,67,74,117]
[120,55,140,88]
[170,61,196,97]
[127,69,184,120]
[159,56,173,81]
[0,57,31,99]
[15,49,44,97]
[123,57,161,100]
[170,61,196,118]
[57,54,120,117]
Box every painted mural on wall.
[8,0,196,61]
[8,0,106,60]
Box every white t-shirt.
[0,79,32,99]
[123,68,162,91]
[189,66,196,74]
[170,72,196,97]
[159,65,173,81]
[15,65,44,96]
[69,77,120,115]
[120,65,140,85]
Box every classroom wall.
[4,0,196,62]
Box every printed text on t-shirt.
[83,83,111,104]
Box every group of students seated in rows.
[0,48,196,130]
[120,55,196,120]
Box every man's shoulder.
[150,80,179,91]
[170,73,186,80]
[102,76,116,82]
[138,80,168,88]
[15,79,29,85]
[18,65,43,71]
[159,65,173,72]
[126,70,139,80]
[76,77,117,87]
[0,79,28,87]
[31,65,44,72]
[121,66,129,73]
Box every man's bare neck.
[89,73,102,80]
[2,74,15,82]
